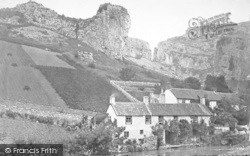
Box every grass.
[0,117,75,144]
[0,40,35,66]
[22,45,75,69]
[35,65,130,112]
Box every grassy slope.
[0,21,173,113]
[0,118,75,144]
[35,65,129,113]
[0,41,67,107]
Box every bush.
[87,62,95,68]
[127,145,134,152]
[11,63,18,67]
[5,110,16,119]
[23,85,30,91]
[119,67,136,81]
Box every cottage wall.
[164,90,178,103]
[209,101,217,109]
[107,106,153,140]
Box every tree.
[66,119,125,155]
[119,67,136,81]
[214,112,238,130]
[179,120,193,143]
[192,119,209,140]
[168,120,180,144]
[169,78,184,88]
[184,77,201,89]
[204,75,231,93]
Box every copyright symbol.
[5,148,11,153]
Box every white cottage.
[162,88,232,109]
[107,95,213,143]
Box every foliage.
[151,123,168,148]
[183,77,201,89]
[23,85,30,91]
[169,78,184,88]
[169,77,201,89]
[11,63,18,67]
[213,111,238,129]
[168,120,180,144]
[204,75,231,93]
[215,96,249,126]
[66,119,125,156]
[119,67,136,81]
[179,120,193,143]
[192,119,209,138]
[87,62,96,68]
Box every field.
[22,45,75,69]
[0,65,67,107]
[0,40,35,66]
[36,65,130,113]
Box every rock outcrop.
[155,21,250,80]
[0,1,151,60]
[122,37,152,59]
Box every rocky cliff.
[155,21,250,81]
[0,1,151,59]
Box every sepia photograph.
[0,0,250,155]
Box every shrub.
[87,62,95,68]
[127,145,134,152]
[125,139,132,145]
[23,85,30,91]
[5,110,17,119]
[0,112,4,117]
[135,146,142,152]
[11,63,18,67]
[119,67,136,81]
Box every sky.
[1,0,250,49]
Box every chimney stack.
[110,95,115,105]
[200,97,206,105]
[143,96,149,105]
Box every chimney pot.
[143,96,149,105]
[110,95,115,104]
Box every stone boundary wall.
[111,80,160,87]
[110,81,141,103]
[0,99,99,124]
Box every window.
[177,99,182,103]
[140,130,143,134]
[124,131,129,138]
[125,116,132,125]
[145,116,151,124]
[191,115,198,123]
[174,116,178,120]
[159,116,164,124]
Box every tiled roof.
[148,103,213,116]
[111,102,150,116]
[170,88,233,101]
[127,91,151,102]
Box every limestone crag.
[11,1,134,59]
[122,37,152,59]
[155,22,250,80]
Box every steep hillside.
[155,21,250,81]
[0,41,66,107]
